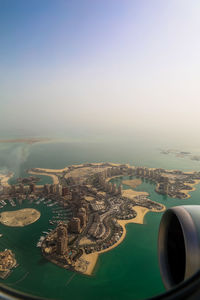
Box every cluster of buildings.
[135,167,165,180]
[0,249,17,279]
[43,184,72,200]
[2,162,199,275]
[68,207,87,233]
[96,173,122,195]
[39,164,138,269]
[42,221,84,269]
[135,167,200,198]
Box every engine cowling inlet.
[158,205,200,290]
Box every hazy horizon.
[1,0,200,147]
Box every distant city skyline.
[0,0,200,145]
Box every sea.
[0,137,200,300]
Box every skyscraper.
[68,217,81,233]
[56,223,68,255]
[29,183,36,193]
[77,208,87,228]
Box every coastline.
[122,188,149,198]
[29,165,166,276]
[181,179,200,199]
[28,170,59,184]
[30,167,69,173]
[122,179,142,189]
[0,208,41,227]
[30,162,130,175]
[82,201,165,275]
[0,138,51,144]
[0,173,13,187]
[78,252,99,276]
[27,166,199,276]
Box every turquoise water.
[0,140,200,300]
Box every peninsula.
[1,162,200,276]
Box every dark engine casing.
[158,205,200,290]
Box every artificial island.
[0,163,200,276]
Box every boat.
[36,241,42,247]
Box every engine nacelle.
[158,205,200,290]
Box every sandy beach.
[28,170,59,184]
[180,179,200,198]
[105,175,123,182]
[122,179,142,189]
[122,188,149,198]
[97,203,165,255]
[30,167,69,173]
[81,201,165,275]
[84,196,95,201]
[78,252,99,276]
[0,208,41,227]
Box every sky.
[0,0,200,145]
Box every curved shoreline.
[0,173,13,187]
[27,164,200,276]
[82,202,165,275]
[0,208,41,227]
[181,179,200,199]
[29,165,166,276]
[28,170,59,184]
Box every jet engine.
[158,205,200,290]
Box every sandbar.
[31,167,69,173]
[0,208,40,227]
[79,237,93,245]
[28,170,59,184]
[122,189,148,198]
[0,138,50,144]
[122,179,142,189]
[84,196,95,201]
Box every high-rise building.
[68,217,81,233]
[56,184,62,196]
[118,184,122,195]
[44,184,50,194]
[19,184,24,194]
[56,223,68,255]
[72,191,79,201]
[3,186,9,195]
[149,170,154,178]
[111,183,117,195]
[136,168,141,176]
[107,182,112,193]
[11,185,16,194]
[163,183,169,195]
[107,168,111,177]
[145,168,150,177]
[29,183,36,193]
[50,184,56,194]
[141,168,145,177]
[62,187,69,196]
[77,209,87,228]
